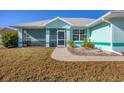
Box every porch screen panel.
[24,29,46,46]
[50,29,57,47]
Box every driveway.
[51,48,124,61]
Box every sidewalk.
[51,48,124,61]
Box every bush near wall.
[82,39,95,48]
[67,40,75,47]
[2,32,18,48]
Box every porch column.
[66,27,72,47]
[87,28,91,39]
[18,28,23,48]
[46,28,50,47]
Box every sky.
[0,10,110,28]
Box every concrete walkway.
[51,48,124,61]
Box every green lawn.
[0,47,124,82]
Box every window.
[73,29,79,41]
[80,30,86,40]
[73,29,86,41]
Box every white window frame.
[72,29,86,41]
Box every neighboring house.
[11,10,124,52]
[0,28,17,44]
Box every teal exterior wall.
[18,28,23,47]
[74,41,83,46]
[90,22,110,42]
[46,19,71,28]
[89,22,112,51]
[108,18,124,52]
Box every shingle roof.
[13,19,49,27]
[111,10,124,13]
[11,17,95,28]
[63,18,95,26]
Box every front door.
[57,30,65,47]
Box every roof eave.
[87,11,124,27]
[10,25,45,29]
[87,11,111,27]
[72,25,87,28]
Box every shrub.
[1,33,8,47]
[2,32,18,48]
[67,40,75,47]
[82,39,95,48]
[82,38,88,47]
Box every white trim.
[18,28,23,47]
[111,50,123,56]
[46,28,50,47]
[43,17,73,26]
[87,11,111,27]
[10,26,45,29]
[110,23,113,50]
[72,29,86,41]
[102,18,111,24]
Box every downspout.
[102,18,122,55]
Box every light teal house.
[11,11,124,52]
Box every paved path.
[51,48,124,62]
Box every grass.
[0,47,124,82]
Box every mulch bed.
[67,47,120,56]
